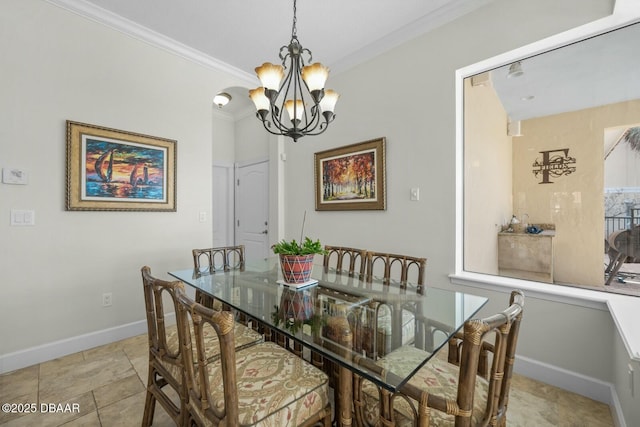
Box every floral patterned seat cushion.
[361,346,489,426]
[193,341,330,426]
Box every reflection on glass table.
[169,257,488,393]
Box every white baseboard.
[0,316,169,374]
[515,354,624,427]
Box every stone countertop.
[498,229,556,237]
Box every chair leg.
[141,387,155,427]
[323,405,333,427]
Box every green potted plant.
[272,237,326,284]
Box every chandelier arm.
[279,44,290,64]
[301,47,312,65]
[260,120,283,136]
[302,117,335,136]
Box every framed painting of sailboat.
[66,121,176,211]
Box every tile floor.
[0,332,614,426]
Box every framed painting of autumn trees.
[314,137,386,211]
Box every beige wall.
[514,99,640,285]
[463,77,512,274]
[0,0,248,356]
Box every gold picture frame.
[66,121,177,211]
[314,137,386,211]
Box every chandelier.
[249,0,339,142]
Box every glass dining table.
[169,258,487,426]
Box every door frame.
[212,162,235,247]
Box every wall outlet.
[102,293,113,307]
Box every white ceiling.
[47,0,638,121]
[59,0,491,76]
[491,21,640,122]
[49,0,492,115]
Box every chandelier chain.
[291,0,297,38]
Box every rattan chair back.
[192,245,244,310]
[192,245,245,274]
[140,266,188,426]
[365,251,426,292]
[323,245,367,278]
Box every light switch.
[11,209,35,226]
[199,211,207,222]
[410,187,420,201]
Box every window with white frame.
[461,21,640,297]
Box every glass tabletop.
[169,258,487,392]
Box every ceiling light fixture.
[213,92,232,108]
[507,61,524,78]
[249,0,339,142]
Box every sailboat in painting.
[129,164,149,189]
[94,148,115,182]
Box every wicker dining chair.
[364,251,427,358]
[365,251,426,289]
[355,290,525,427]
[192,245,245,310]
[141,266,190,426]
[323,245,367,278]
[176,290,333,427]
[141,266,262,426]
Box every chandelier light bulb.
[301,63,329,92]
[285,99,304,123]
[255,63,285,92]
[249,87,270,112]
[319,89,339,114]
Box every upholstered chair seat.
[190,341,330,426]
[360,347,489,426]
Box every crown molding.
[331,0,493,75]
[45,0,257,87]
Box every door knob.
[262,230,268,234]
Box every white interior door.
[235,160,269,262]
